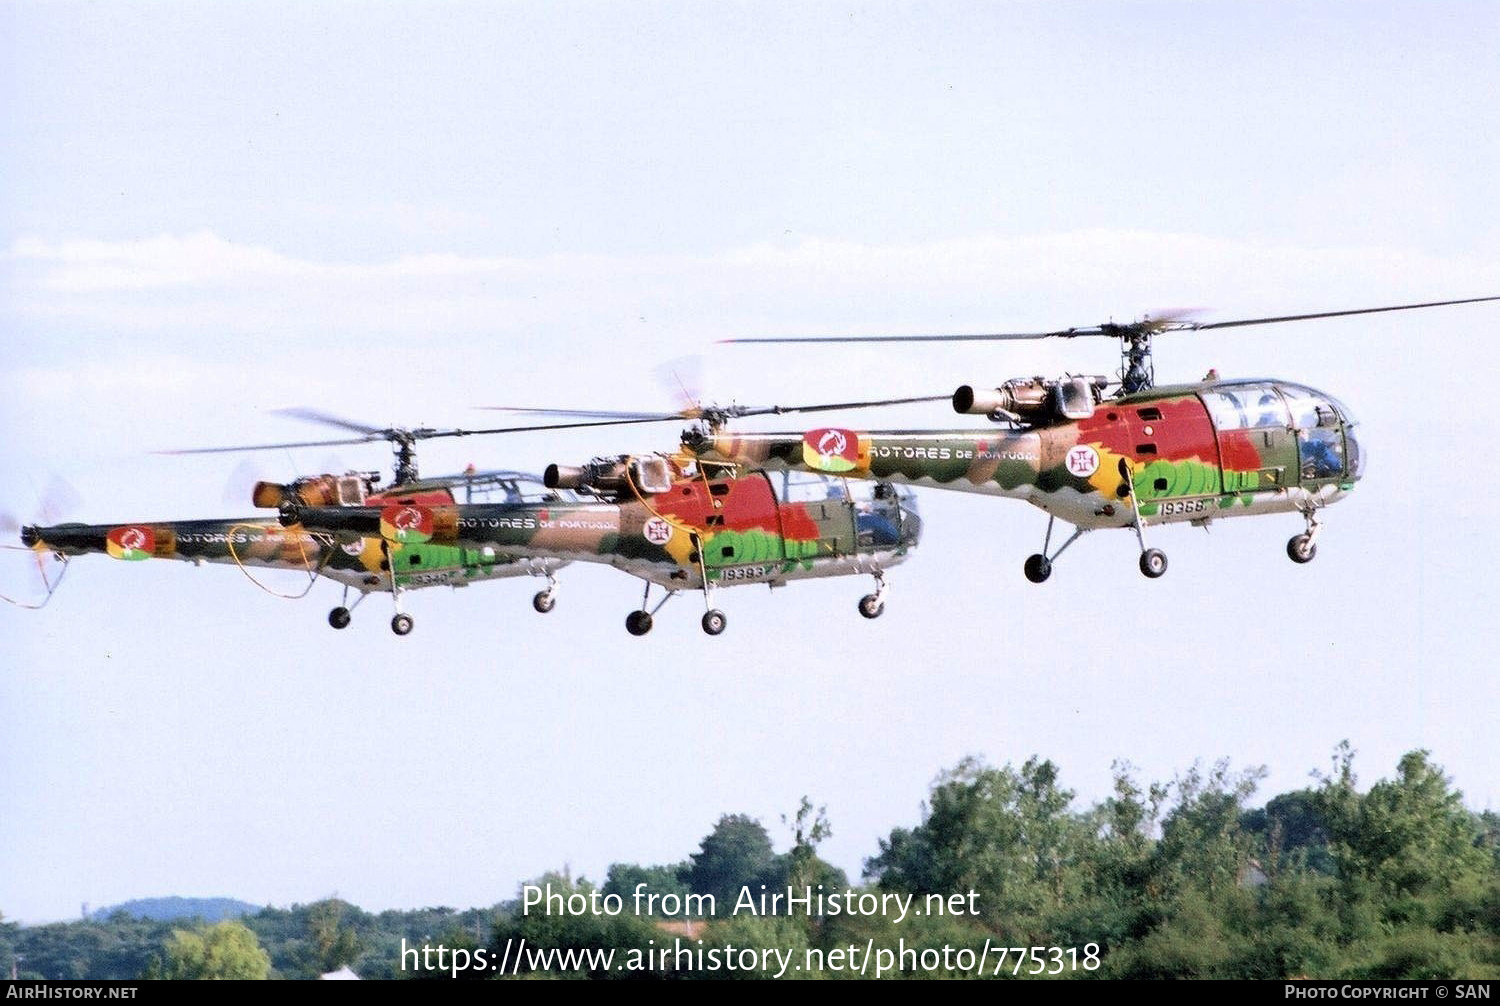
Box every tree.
[306,899,361,974]
[865,756,1085,938]
[687,815,783,908]
[602,862,693,911]
[160,921,271,980]
[490,871,663,980]
[1153,759,1267,900]
[782,797,847,894]
[1318,748,1490,925]
[1242,788,1335,876]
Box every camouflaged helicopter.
[273,401,929,637]
[12,413,573,635]
[685,296,1499,582]
[474,297,1495,586]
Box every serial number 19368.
[1156,497,1213,517]
[716,564,775,582]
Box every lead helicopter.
[489,296,1497,584]
[272,414,927,637]
[11,413,576,635]
[694,296,1498,581]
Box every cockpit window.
[1324,393,1358,426]
[1298,429,1345,480]
[1203,384,1289,430]
[1277,384,1326,429]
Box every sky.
[2,1,1498,925]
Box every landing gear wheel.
[1024,553,1052,583]
[625,610,653,636]
[1139,548,1168,579]
[1287,533,1317,564]
[391,613,414,636]
[328,606,351,629]
[532,590,557,613]
[701,609,727,636]
[858,594,885,619]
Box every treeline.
[4,744,1497,979]
[1,900,491,980]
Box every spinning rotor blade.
[480,394,951,432]
[482,406,691,421]
[271,407,388,436]
[719,295,1500,344]
[1181,296,1500,331]
[159,436,380,456]
[722,394,952,418]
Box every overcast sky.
[3,1,1498,924]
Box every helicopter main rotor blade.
[1182,295,1500,331]
[721,330,1076,344]
[163,395,956,462]
[720,295,1500,344]
[158,436,382,456]
[725,394,953,417]
[479,395,952,430]
[481,406,690,421]
[272,407,388,436]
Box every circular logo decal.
[643,516,672,545]
[379,504,434,543]
[1065,444,1100,477]
[106,525,156,561]
[801,427,860,473]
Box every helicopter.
[14,466,574,635]
[275,448,923,637]
[484,296,1497,584]
[686,296,1500,581]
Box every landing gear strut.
[1024,516,1088,584]
[626,580,676,636]
[532,570,559,613]
[692,533,727,636]
[326,586,368,630]
[1119,459,1167,579]
[858,569,888,619]
[383,541,414,635]
[1287,507,1322,564]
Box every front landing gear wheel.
[1287,534,1317,564]
[701,609,727,636]
[626,610,653,636]
[328,607,351,629]
[858,594,885,619]
[1139,548,1168,579]
[391,613,414,636]
[1024,554,1052,583]
[532,590,557,613]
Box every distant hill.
[89,896,263,923]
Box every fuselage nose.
[1344,424,1365,482]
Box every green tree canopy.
[160,921,271,980]
[865,756,1086,938]
[687,815,784,907]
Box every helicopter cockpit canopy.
[1201,380,1362,483]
